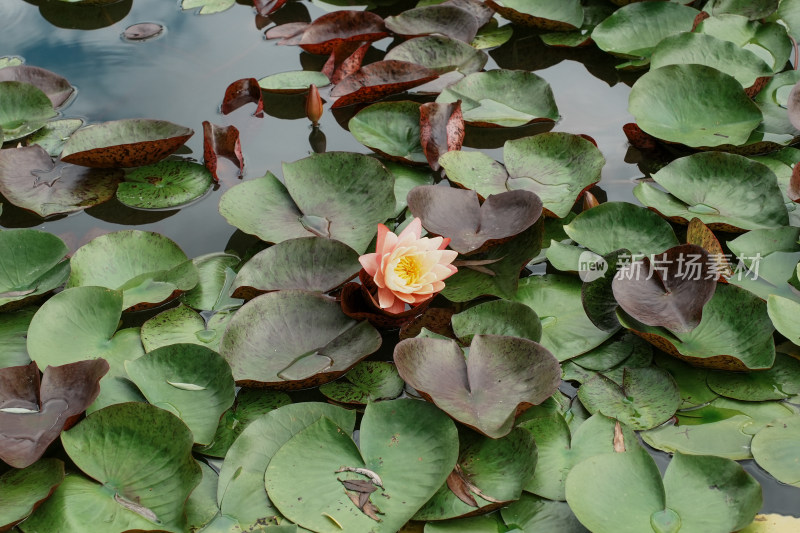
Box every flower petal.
[359,253,379,276]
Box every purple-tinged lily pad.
[0,81,57,142]
[330,60,438,109]
[322,41,370,85]
[0,457,64,531]
[394,334,561,438]
[0,66,74,109]
[122,22,164,41]
[60,118,194,168]
[0,359,108,468]
[385,5,480,43]
[296,10,388,55]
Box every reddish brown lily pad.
[254,0,287,17]
[202,121,243,182]
[59,119,194,168]
[322,41,370,85]
[265,22,309,45]
[407,186,543,255]
[419,101,464,171]
[297,10,388,55]
[612,244,716,333]
[330,60,438,109]
[790,162,800,202]
[686,218,731,281]
[221,78,264,117]
[0,66,74,109]
[0,359,109,468]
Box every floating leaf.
[384,35,487,76]
[319,361,404,405]
[384,160,435,216]
[348,101,426,163]
[419,101,464,171]
[140,304,232,353]
[501,492,588,532]
[385,5,480,43]
[221,78,263,116]
[19,118,83,157]
[322,41,370,85]
[697,13,791,74]
[539,0,614,48]
[0,81,56,142]
[0,307,35,368]
[0,65,74,109]
[60,119,194,168]
[451,299,542,344]
[181,0,235,15]
[202,121,243,181]
[751,416,800,487]
[0,229,69,311]
[331,60,438,108]
[116,160,213,209]
[181,252,241,312]
[707,353,800,401]
[394,335,561,438]
[258,70,330,94]
[254,0,287,16]
[122,22,164,41]
[0,458,64,531]
[485,0,584,31]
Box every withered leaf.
[446,468,478,507]
[322,41,370,85]
[253,0,287,17]
[613,420,626,453]
[340,478,378,494]
[790,162,800,203]
[297,11,387,55]
[221,78,264,117]
[419,101,464,171]
[265,22,309,45]
[202,121,243,182]
[330,61,438,109]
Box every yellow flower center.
[394,255,422,285]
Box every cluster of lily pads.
[4,0,800,531]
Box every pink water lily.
[359,218,458,314]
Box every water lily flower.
[359,218,458,314]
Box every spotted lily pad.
[436,70,558,127]
[264,399,458,533]
[628,64,763,148]
[384,35,487,75]
[0,81,57,142]
[0,229,69,311]
[221,154,394,253]
[394,335,561,438]
[140,304,233,353]
[258,71,330,94]
[634,152,789,231]
[0,360,108,468]
[484,0,584,31]
[60,119,194,168]
[115,160,213,209]
[707,353,800,401]
[319,361,404,405]
[296,10,388,55]
[0,458,64,531]
[0,65,74,109]
[385,5,480,43]
[419,101,465,170]
[125,343,235,445]
[219,290,381,389]
[331,60,438,108]
[349,101,426,163]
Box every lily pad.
[436,70,559,127]
[219,289,381,388]
[726,227,800,302]
[751,416,800,487]
[181,252,242,312]
[202,121,243,181]
[0,81,57,142]
[0,229,69,311]
[514,275,618,361]
[484,0,584,31]
[0,359,108,468]
[591,1,698,59]
[59,402,202,531]
[408,186,542,254]
[67,230,198,311]
[580,249,630,332]
[60,119,194,168]
[384,35,487,75]
[394,334,561,438]
[539,0,614,48]
[414,427,537,520]
[26,286,145,411]
[140,304,232,353]
[0,65,74,109]
[331,60,438,108]
[319,361,404,405]
[451,299,542,344]
[711,0,778,19]
[349,101,426,163]
[124,344,235,445]
[501,493,588,532]
[219,152,395,254]
[634,152,788,231]
[0,145,123,217]
[628,64,763,148]
[768,294,800,345]
[258,71,330,94]
[182,0,235,15]
[0,307,35,368]
[264,399,458,533]
[697,14,791,74]
[419,101,465,171]
[194,387,291,458]
[296,10,388,55]
[385,5,480,43]
[115,160,213,209]
[706,353,800,401]
[0,458,64,531]
[19,118,83,156]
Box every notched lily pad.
[348,101,426,164]
[0,228,70,311]
[0,81,57,142]
[319,361,404,405]
[221,78,264,117]
[140,304,232,353]
[0,65,74,109]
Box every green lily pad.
[0,307,35,368]
[539,0,614,48]
[140,304,232,353]
[414,427,537,520]
[618,282,776,371]
[768,294,800,345]
[484,0,583,31]
[706,353,800,401]
[751,416,800,487]
[697,14,791,73]
[264,399,459,533]
[258,71,330,94]
[60,119,194,168]
[0,145,123,217]
[26,286,145,411]
[219,153,395,254]
[0,65,74,109]
[711,0,778,19]
[563,202,680,256]
[451,299,542,344]
[385,161,435,216]
[579,249,630,332]
[653,352,718,409]
[185,461,218,531]
[754,71,800,137]
[514,275,618,361]
[501,492,588,532]
[0,229,69,311]
[385,4,480,42]
[124,343,235,445]
[725,227,800,302]
[216,403,356,528]
[0,56,24,68]
[194,388,291,458]
[436,70,559,127]
[578,367,680,430]
[470,20,514,50]
[181,252,242,312]
[233,237,359,297]
[566,450,761,533]
[116,160,213,209]
[591,1,698,59]
[0,81,57,142]
[59,402,202,531]
[628,64,763,148]
[650,32,772,89]
[20,118,84,156]
[319,361,404,405]
[634,152,788,231]
[182,0,235,14]
[0,458,64,531]
[67,230,199,311]
[423,513,506,532]
[569,332,653,375]
[384,35,487,75]
[394,335,561,438]
[349,101,426,164]
[219,289,381,388]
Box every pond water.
[2,0,799,521]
